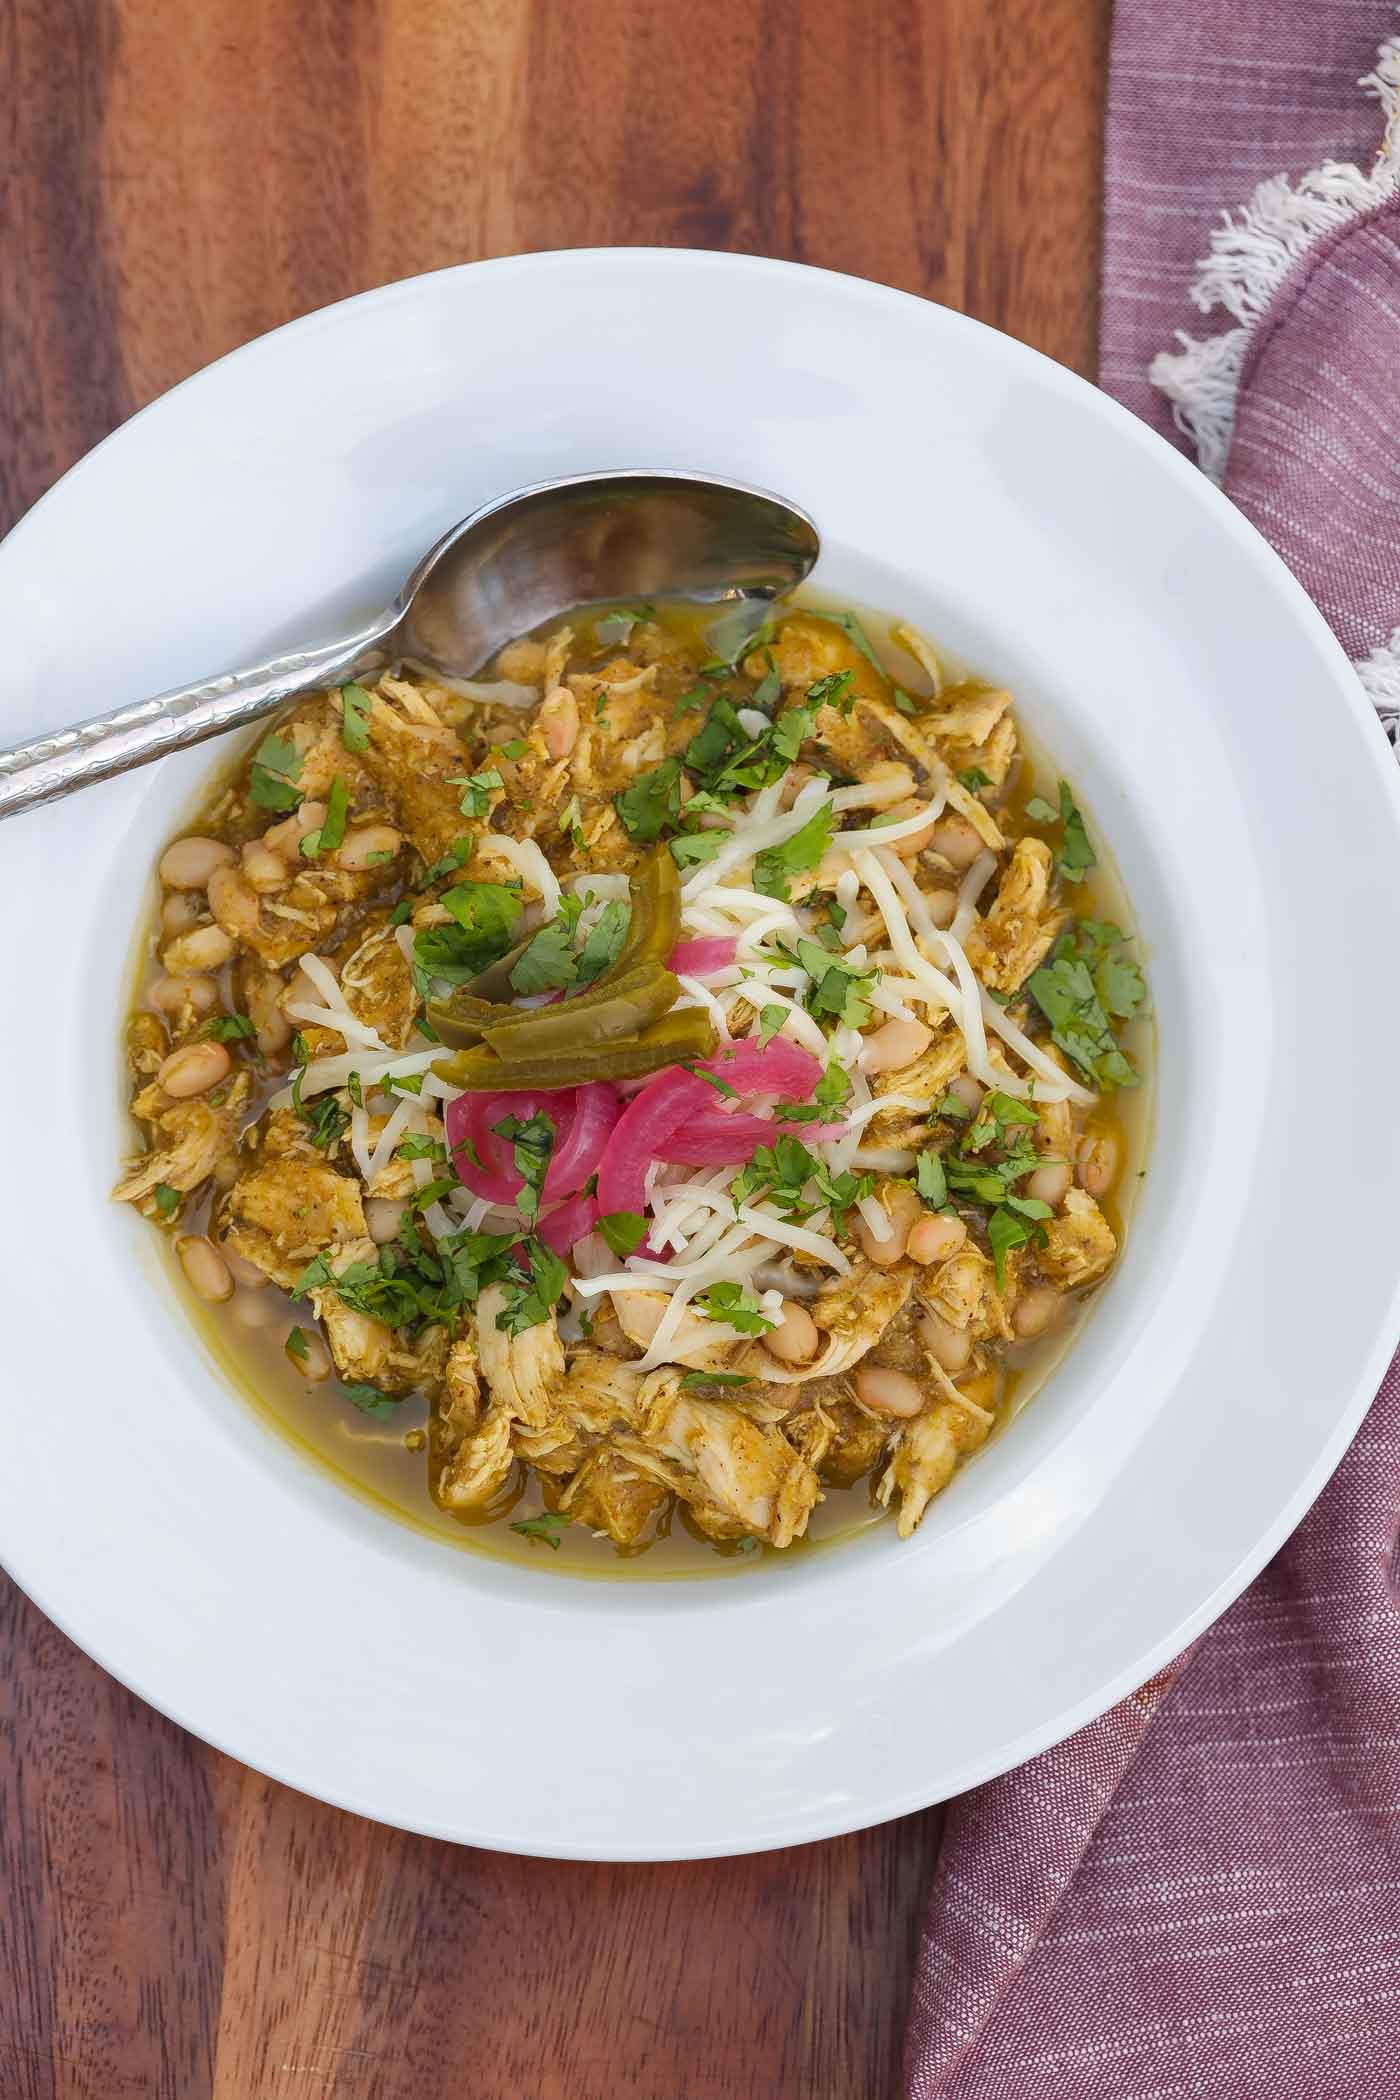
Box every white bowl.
[4,250,1399,1860]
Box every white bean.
[889,801,941,859]
[161,923,235,973]
[150,972,219,1016]
[176,1235,233,1302]
[1076,1131,1121,1200]
[157,1040,231,1098]
[919,1307,973,1373]
[539,686,579,761]
[853,1365,926,1418]
[907,1212,968,1266]
[861,1017,934,1076]
[365,1197,408,1245]
[924,886,958,930]
[930,815,985,870]
[223,1249,269,1289]
[263,800,326,854]
[1013,1284,1064,1340]
[286,1326,332,1380]
[160,892,201,935]
[335,823,402,872]
[762,1299,821,1367]
[1026,1160,1072,1208]
[855,1183,923,1267]
[206,865,261,940]
[159,836,235,890]
[241,840,288,894]
[230,1287,280,1330]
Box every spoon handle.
[0,618,390,823]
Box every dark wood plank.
[0,2,1109,2094]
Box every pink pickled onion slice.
[700,1037,824,1097]
[594,1037,829,1217]
[595,1068,713,1217]
[446,1089,574,1206]
[536,1189,599,1254]
[669,936,738,977]
[544,1082,619,1198]
[659,1116,845,1166]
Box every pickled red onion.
[445,1083,620,1210]
[668,936,738,976]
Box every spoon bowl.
[0,470,819,821]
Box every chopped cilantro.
[915,1151,948,1208]
[693,1279,775,1334]
[1025,795,1058,823]
[510,1510,572,1549]
[670,831,724,869]
[498,739,529,761]
[795,938,877,1028]
[805,669,856,717]
[199,1012,257,1042]
[757,1005,788,1049]
[153,1182,181,1219]
[1028,922,1144,1089]
[510,918,578,995]
[397,1134,448,1162]
[692,1066,739,1100]
[598,1211,647,1259]
[450,767,504,820]
[959,766,992,791]
[415,881,524,983]
[812,607,886,677]
[491,1111,556,1223]
[893,687,919,717]
[299,773,350,859]
[346,1071,364,1108]
[339,683,373,753]
[754,803,832,901]
[577,899,630,983]
[341,1382,401,1417]
[385,1070,425,1096]
[420,837,475,886]
[304,1094,350,1152]
[495,1238,569,1334]
[1026,779,1097,885]
[615,756,684,842]
[285,1326,310,1363]
[248,731,304,812]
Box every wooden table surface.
[0,4,1109,2093]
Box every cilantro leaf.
[450,768,504,820]
[511,1510,572,1549]
[958,766,992,791]
[615,756,684,842]
[754,803,833,901]
[339,683,373,753]
[757,1004,788,1049]
[509,919,578,995]
[299,773,350,860]
[153,1182,181,1218]
[1055,781,1097,883]
[495,1238,569,1334]
[1028,922,1144,1090]
[1025,794,1058,824]
[795,937,877,1028]
[805,669,856,717]
[987,1205,1042,1289]
[670,831,725,869]
[577,899,630,984]
[415,882,524,984]
[915,1151,948,1208]
[693,1279,775,1335]
[248,731,304,812]
[285,1326,310,1363]
[812,608,886,678]
[597,1211,647,1259]
[341,1382,401,1417]
[492,1111,556,1223]
[199,1012,257,1042]
[893,688,919,717]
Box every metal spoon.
[0,470,820,822]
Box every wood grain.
[0,2,1109,2094]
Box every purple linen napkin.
[905,9,1400,2094]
